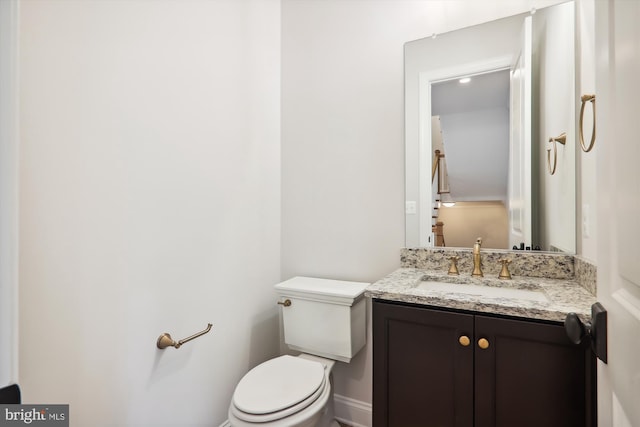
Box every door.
[595,1,640,425]
[373,301,474,427]
[508,16,532,249]
[474,315,595,427]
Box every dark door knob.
[564,312,588,345]
[564,302,607,363]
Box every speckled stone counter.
[401,247,576,279]
[365,268,596,323]
[574,256,597,295]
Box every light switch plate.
[405,201,417,214]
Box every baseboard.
[219,395,372,427]
[334,394,372,427]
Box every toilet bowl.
[228,354,338,427]
[227,277,369,427]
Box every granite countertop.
[365,268,596,323]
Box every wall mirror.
[405,1,576,253]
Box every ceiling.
[432,69,510,115]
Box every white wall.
[576,0,597,262]
[439,108,510,202]
[19,1,281,425]
[0,0,19,388]
[281,2,412,406]
[533,1,576,253]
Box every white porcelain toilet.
[228,276,369,427]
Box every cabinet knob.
[458,335,470,347]
[478,338,490,350]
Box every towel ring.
[579,94,596,152]
[547,132,567,175]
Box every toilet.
[228,276,369,427]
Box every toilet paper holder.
[157,323,213,349]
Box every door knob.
[564,302,607,363]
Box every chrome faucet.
[472,238,483,277]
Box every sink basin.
[417,281,549,303]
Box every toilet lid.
[233,355,326,415]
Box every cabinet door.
[373,300,474,427]
[474,315,596,427]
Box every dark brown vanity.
[372,299,596,427]
[367,248,598,427]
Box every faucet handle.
[448,256,460,276]
[498,259,512,280]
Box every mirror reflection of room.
[431,70,510,249]
[405,1,576,253]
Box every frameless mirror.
[405,1,576,253]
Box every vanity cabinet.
[372,299,596,427]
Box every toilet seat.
[231,355,328,423]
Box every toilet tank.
[275,277,369,363]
